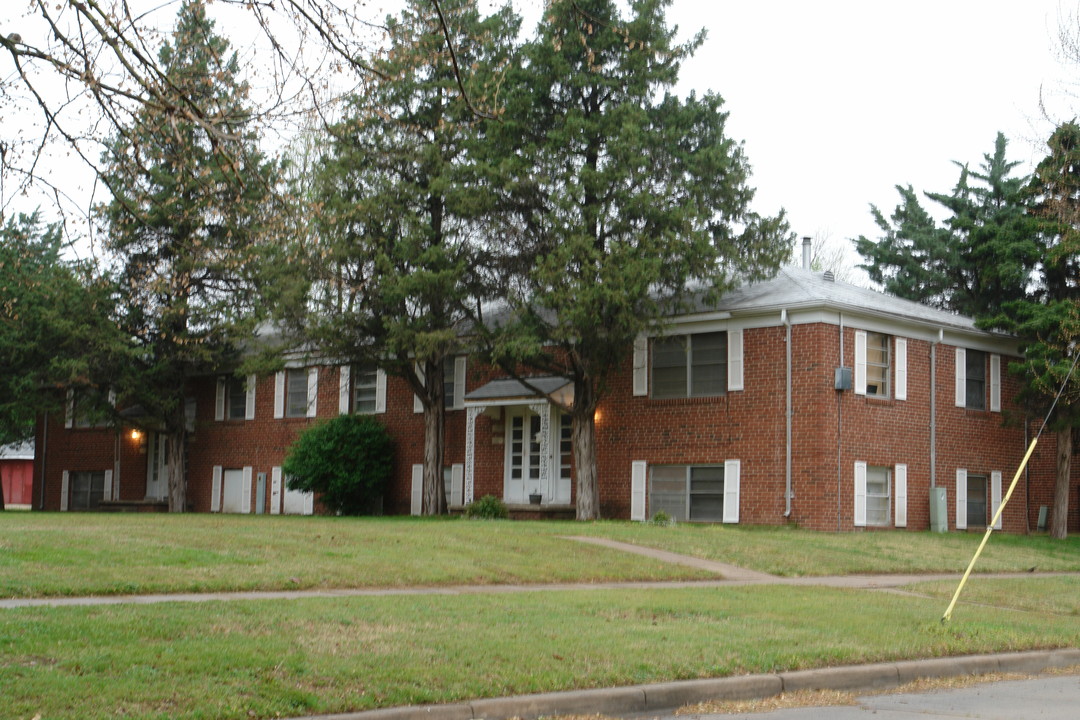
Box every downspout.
[837,313,844,532]
[38,410,48,510]
[782,308,792,518]
[930,329,940,488]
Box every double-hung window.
[865,466,891,526]
[226,377,247,420]
[649,465,726,522]
[965,350,986,410]
[286,368,309,417]
[651,332,727,399]
[864,332,890,397]
[353,365,379,414]
[70,471,106,510]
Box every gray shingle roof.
[691,267,983,334]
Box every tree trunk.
[422,400,448,515]
[572,378,600,521]
[421,358,447,516]
[1050,426,1073,539]
[166,405,188,513]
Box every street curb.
[293,649,1080,720]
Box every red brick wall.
[33,325,1078,532]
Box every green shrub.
[650,510,674,526]
[282,414,393,515]
[462,495,509,520]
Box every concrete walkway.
[3,535,1077,609]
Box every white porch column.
[529,402,551,502]
[465,405,485,505]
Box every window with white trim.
[966,350,986,411]
[70,470,106,510]
[649,465,725,522]
[865,332,890,398]
[353,365,379,414]
[966,473,987,528]
[286,368,309,417]
[865,466,891,526]
[652,332,727,399]
[225,377,247,420]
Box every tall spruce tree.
[856,133,1039,317]
[983,122,1080,539]
[98,0,276,512]
[485,0,791,519]
[299,0,519,514]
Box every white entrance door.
[221,469,244,513]
[505,411,542,503]
[145,433,168,501]
[553,413,572,504]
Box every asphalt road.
[664,673,1080,720]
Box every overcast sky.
[659,0,1073,259]
[5,0,1075,270]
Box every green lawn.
[4,514,1080,598]
[2,583,1077,720]
[576,521,1080,576]
[0,514,711,598]
[2,514,1079,720]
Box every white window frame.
[646,461,739,523]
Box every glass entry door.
[145,433,168,500]
[505,411,542,503]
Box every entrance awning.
[464,376,573,408]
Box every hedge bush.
[282,414,393,515]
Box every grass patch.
[571,522,1080,576]
[903,575,1080,616]
[0,514,711,598]
[2,584,1078,720]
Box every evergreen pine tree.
[298,0,519,514]
[486,0,792,519]
[98,0,277,512]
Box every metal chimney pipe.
[802,236,812,270]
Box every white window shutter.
[103,469,113,502]
[895,338,908,401]
[215,378,226,421]
[60,470,70,511]
[304,490,314,515]
[727,328,744,392]
[854,330,867,396]
[211,466,223,513]
[991,470,1003,530]
[411,464,423,515]
[630,461,647,521]
[375,369,387,414]
[245,375,256,420]
[338,366,351,415]
[241,467,253,514]
[723,459,741,524]
[413,363,424,413]
[274,371,285,418]
[894,464,908,528]
[854,461,867,527]
[65,389,74,429]
[453,356,466,410]
[270,467,282,515]
[956,469,968,530]
[955,348,966,408]
[450,464,464,507]
[306,367,318,417]
[632,335,648,396]
[990,354,1001,412]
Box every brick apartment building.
[32,265,1080,533]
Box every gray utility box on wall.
[929,486,948,533]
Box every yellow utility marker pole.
[941,436,1039,623]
